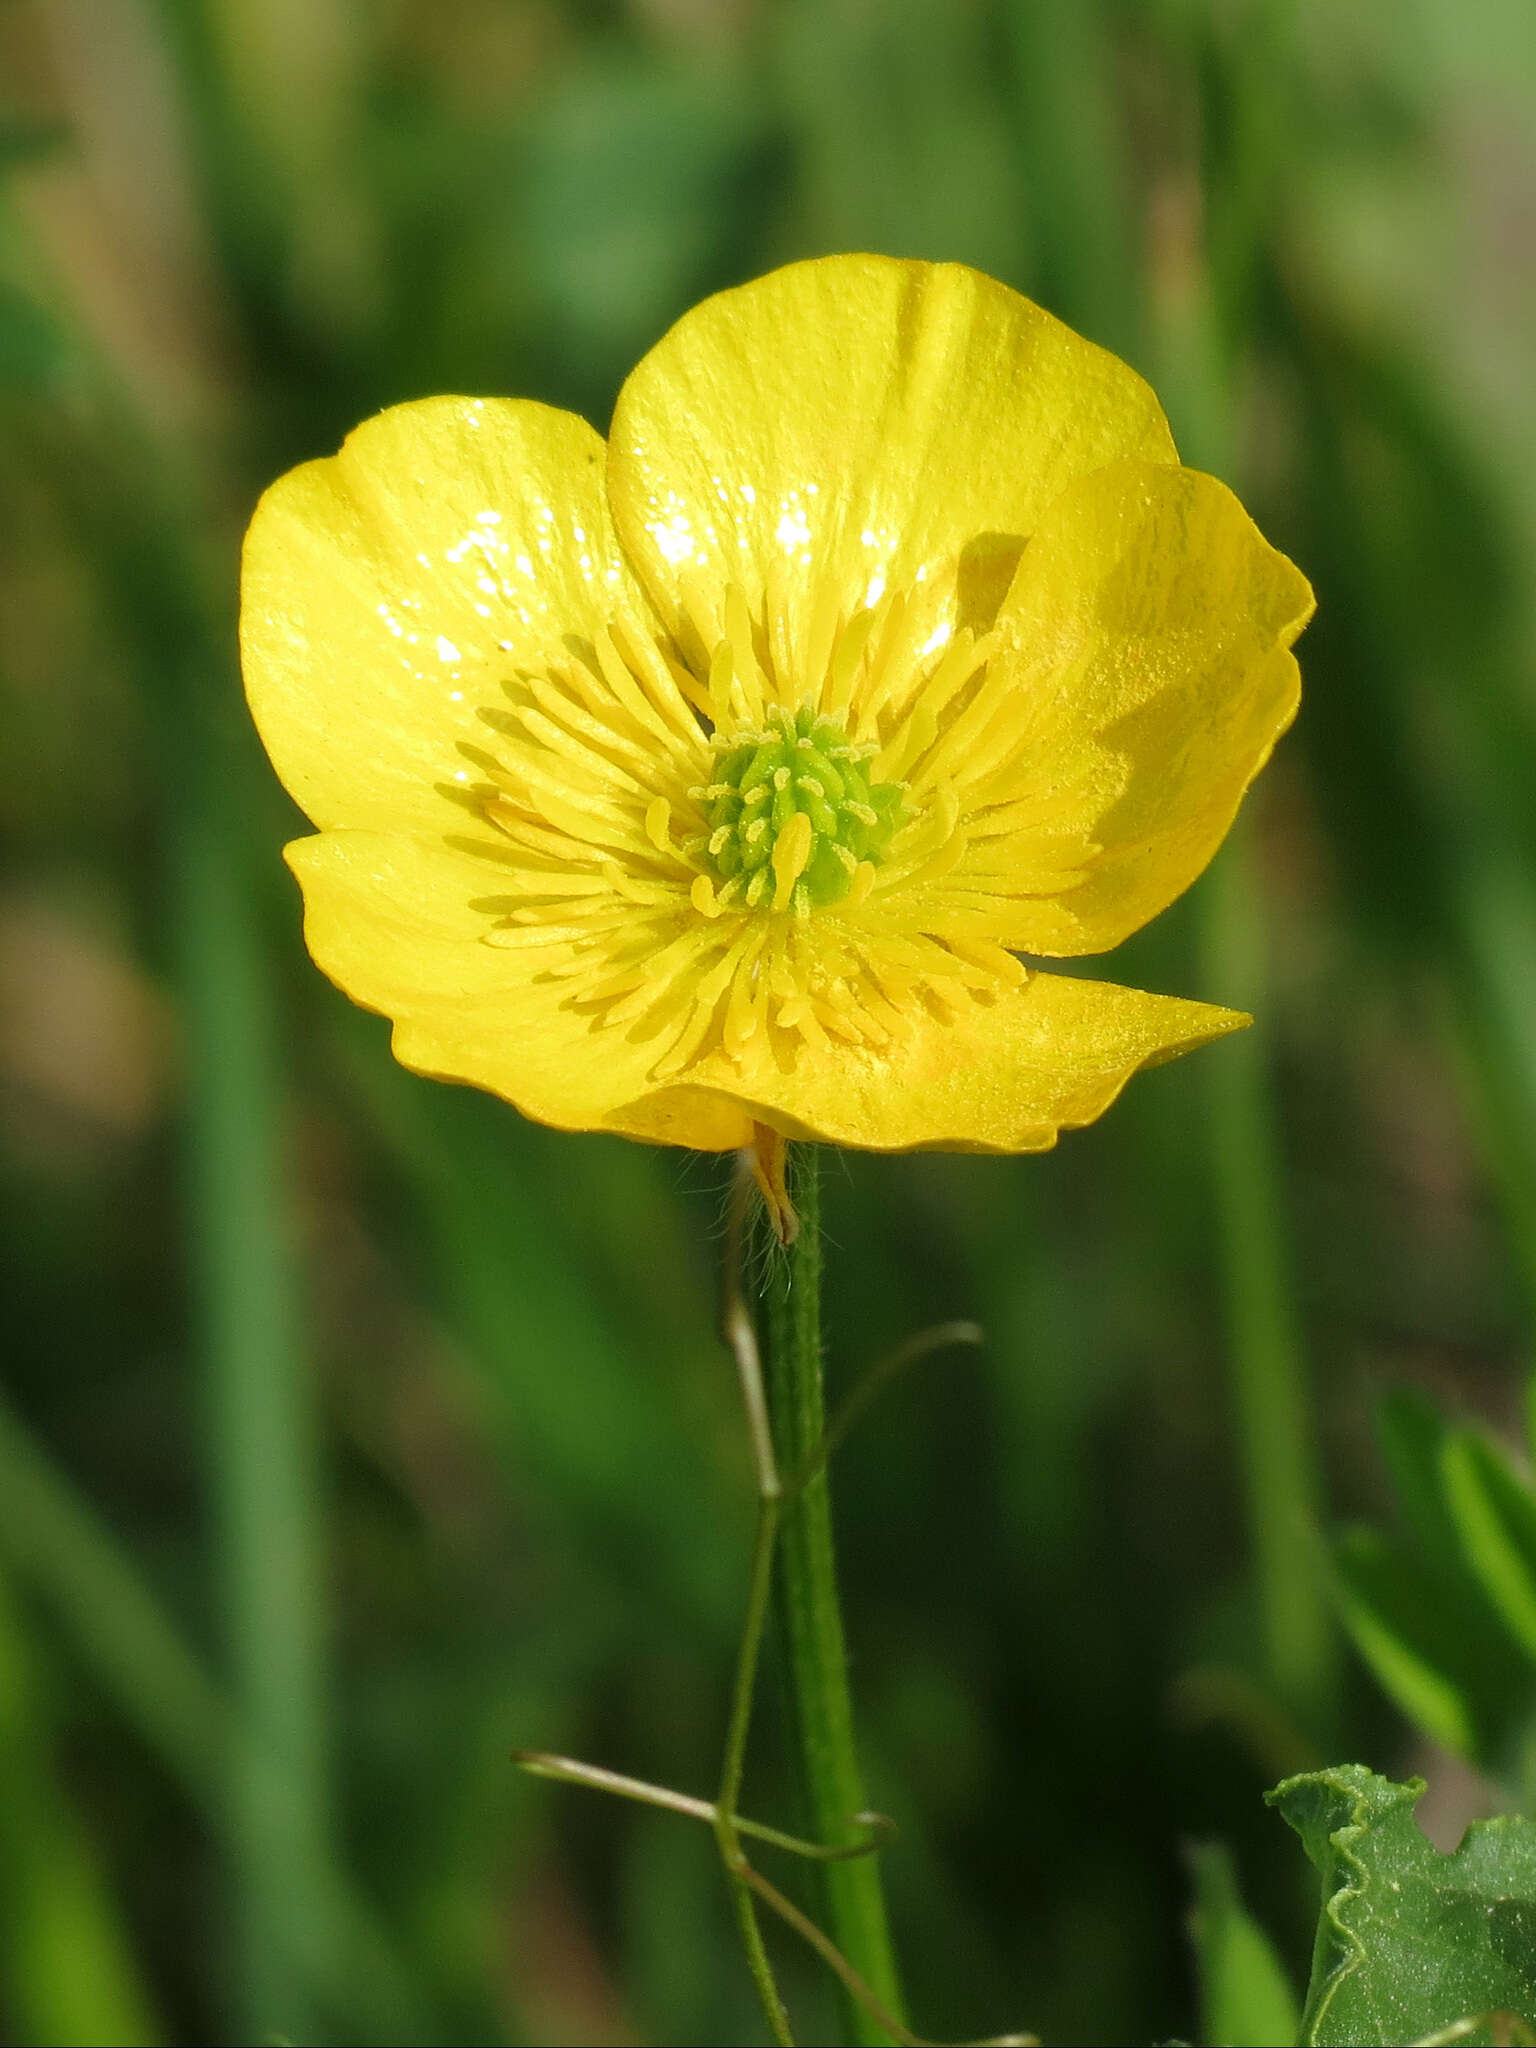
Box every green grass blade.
[173,783,328,2045]
[1277,309,1536,1392]
[0,1567,163,2047]
[1147,0,1337,1749]
[1187,1840,1301,2048]
[0,1389,228,1809]
[1199,832,1340,1742]
[0,1386,437,2042]
[1003,0,1140,353]
[1441,1431,1536,1666]
[1334,1525,1487,1764]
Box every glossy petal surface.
[607,255,1176,681]
[242,260,1313,1156]
[287,832,748,1147]
[242,397,642,835]
[621,974,1247,1153]
[288,830,1243,1154]
[921,460,1314,956]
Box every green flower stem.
[715,1157,795,2044]
[764,1145,903,2047]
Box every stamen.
[590,625,699,758]
[605,617,710,745]
[848,589,910,735]
[644,797,674,853]
[692,702,906,912]
[708,639,735,727]
[460,558,1032,1092]
[516,677,664,782]
[822,603,881,720]
[723,584,768,724]
[803,578,843,704]
[510,703,648,796]
[678,570,724,660]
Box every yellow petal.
[286,831,1234,1157]
[241,397,645,835]
[606,256,1176,685]
[953,461,1313,954]
[605,972,1247,1154]
[285,830,751,1149]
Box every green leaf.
[1442,1430,1536,1663]
[1333,1526,1498,1763]
[1334,1395,1536,1774]
[1267,1764,1536,2046]
[1378,1391,1470,1568]
[1187,1841,1302,2048]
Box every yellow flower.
[241,256,1312,1157]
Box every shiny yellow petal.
[286,832,1238,1157]
[285,831,750,1148]
[953,461,1313,955]
[241,396,644,835]
[620,972,1247,1154]
[606,256,1176,682]
[242,263,1307,1162]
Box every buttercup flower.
[241,257,1313,1157]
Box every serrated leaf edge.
[1266,1765,1428,2045]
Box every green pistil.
[694,705,905,912]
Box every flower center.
[693,705,906,917]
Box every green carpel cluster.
[695,706,905,912]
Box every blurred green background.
[3,1,1536,2043]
